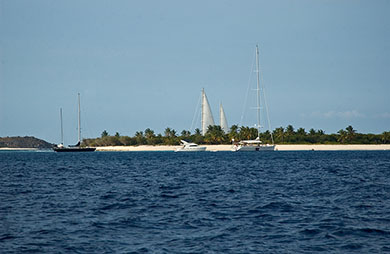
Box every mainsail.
[201,89,215,135]
[220,103,229,133]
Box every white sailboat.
[233,45,275,152]
[220,103,229,133]
[201,88,215,135]
[181,89,216,152]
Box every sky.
[1,0,389,144]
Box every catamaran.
[53,93,96,152]
[233,45,275,152]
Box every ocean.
[1,151,390,253]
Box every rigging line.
[239,48,256,127]
[190,91,202,132]
[259,50,274,144]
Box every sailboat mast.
[78,93,81,143]
[201,88,205,135]
[60,108,64,145]
[255,45,261,138]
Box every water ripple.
[1,151,390,253]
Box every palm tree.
[286,125,294,135]
[228,124,239,141]
[308,128,318,143]
[273,127,285,143]
[296,128,306,143]
[164,127,176,138]
[382,131,390,144]
[144,128,156,145]
[135,131,146,145]
[145,128,155,139]
[337,129,347,143]
[285,125,295,142]
[101,130,109,138]
[345,125,356,143]
[297,128,306,136]
[192,128,203,144]
[164,127,178,145]
[259,130,272,144]
[194,128,201,136]
[205,125,225,144]
[239,126,252,140]
[180,130,191,137]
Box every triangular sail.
[201,89,215,135]
[220,103,229,134]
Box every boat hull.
[233,145,275,152]
[53,147,96,152]
[175,147,207,152]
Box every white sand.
[275,144,390,151]
[0,148,38,151]
[1,145,388,152]
[95,144,390,152]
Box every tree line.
[82,125,390,146]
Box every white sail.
[201,89,215,135]
[219,103,229,133]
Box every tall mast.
[201,88,205,135]
[78,93,81,143]
[60,108,64,145]
[255,45,261,138]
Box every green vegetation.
[82,125,390,147]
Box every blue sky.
[1,0,389,144]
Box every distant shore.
[2,144,390,152]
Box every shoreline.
[0,148,39,151]
[1,144,390,152]
[95,144,390,152]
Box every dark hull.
[53,147,96,152]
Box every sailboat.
[220,103,229,133]
[177,89,214,152]
[53,93,96,152]
[201,88,215,135]
[233,45,275,152]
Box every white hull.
[175,146,207,152]
[175,140,207,152]
[232,144,275,152]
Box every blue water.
[1,151,390,253]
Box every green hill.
[0,136,54,149]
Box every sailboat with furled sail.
[53,93,96,152]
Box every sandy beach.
[95,144,390,152]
